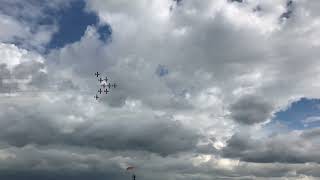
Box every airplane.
[104,89,109,94]
[95,72,100,77]
[98,78,104,83]
[112,83,117,88]
[94,94,99,100]
[107,83,112,89]
[98,89,102,94]
[104,76,108,82]
[101,83,107,89]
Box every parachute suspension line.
[126,166,136,180]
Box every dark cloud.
[222,131,320,163]
[0,146,128,180]
[0,170,125,180]
[230,95,274,125]
[68,118,201,156]
[0,144,319,180]
[280,0,294,20]
[0,105,201,156]
[229,0,243,3]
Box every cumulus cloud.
[1,0,320,179]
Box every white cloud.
[303,116,320,124]
[0,14,29,43]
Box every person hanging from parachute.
[126,166,136,180]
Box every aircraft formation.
[94,72,117,100]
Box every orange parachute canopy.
[126,166,135,171]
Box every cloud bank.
[0,0,320,179]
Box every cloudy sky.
[0,0,320,179]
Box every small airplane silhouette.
[104,89,109,94]
[95,72,100,77]
[107,83,112,89]
[94,94,99,100]
[112,83,117,88]
[104,76,108,82]
[98,78,103,83]
[98,89,102,94]
[101,83,107,89]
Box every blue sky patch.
[271,98,320,130]
[97,24,112,43]
[156,65,169,77]
[47,0,97,49]
[0,0,112,51]
[47,0,112,49]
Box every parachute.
[126,166,135,171]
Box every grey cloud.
[0,104,201,156]
[0,138,319,180]
[68,118,201,156]
[0,64,15,93]
[0,64,10,79]
[0,80,18,94]
[222,130,320,163]
[0,171,124,180]
[0,43,80,94]
[301,127,320,139]
[0,146,128,180]
[0,63,49,93]
[47,29,196,110]
[28,71,49,89]
[230,95,274,125]
[12,60,49,89]
[1,0,320,179]
[12,61,45,79]
[81,0,275,111]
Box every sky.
[0,0,320,179]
